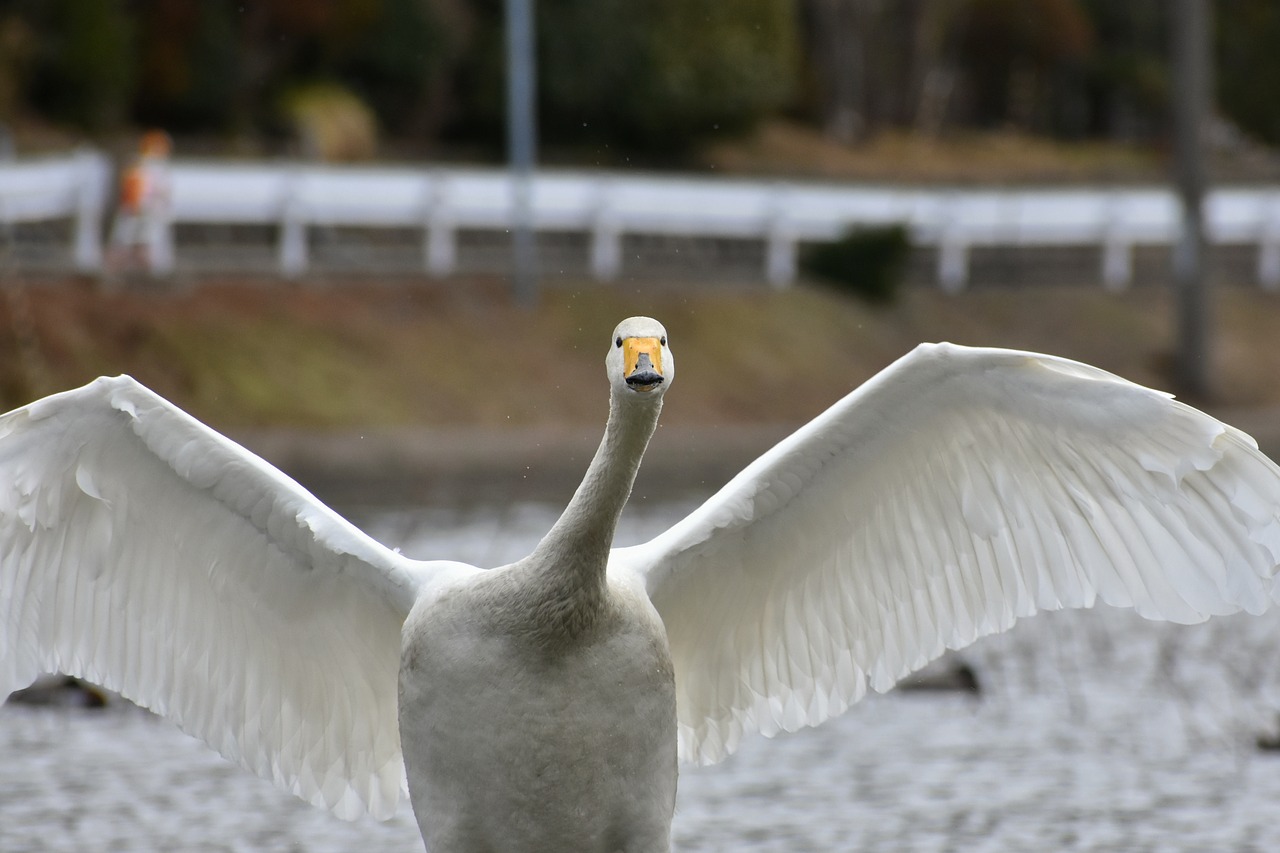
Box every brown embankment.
[4,274,1280,504]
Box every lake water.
[6,497,1280,852]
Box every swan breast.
[398,570,677,852]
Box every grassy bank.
[4,275,1280,436]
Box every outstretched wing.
[0,376,462,820]
[616,344,1280,765]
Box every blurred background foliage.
[0,0,1277,165]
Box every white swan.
[3,316,1280,851]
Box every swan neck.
[533,393,661,592]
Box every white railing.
[163,161,1280,289]
[0,150,112,271]
[9,152,1280,289]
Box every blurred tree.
[282,82,380,160]
[953,0,1094,132]
[1217,0,1280,145]
[797,0,872,142]
[0,12,36,124]
[133,1,239,132]
[342,0,465,141]
[792,0,1175,144]
[14,0,136,132]
[127,0,458,147]
[5,0,1280,162]
[1075,0,1167,141]
[637,0,798,146]
[797,0,971,141]
[446,0,799,155]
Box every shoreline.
[231,422,800,508]
[232,405,1280,509]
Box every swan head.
[607,317,674,399]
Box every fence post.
[765,184,796,288]
[147,167,175,276]
[935,195,970,291]
[938,230,968,292]
[1101,239,1132,291]
[73,148,106,272]
[424,174,456,277]
[279,170,306,277]
[1260,243,1280,291]
[1259,196,1280,291]
[1100,193,1131,290]
[590,180,621,280]
[147,208,175,275]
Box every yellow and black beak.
[622,337,665,392]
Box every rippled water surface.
[6,498,1280,852]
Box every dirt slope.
[5,275,1279,427]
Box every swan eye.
[615,337,623,348]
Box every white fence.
[7,151,1280,289]
[0,150,111,271]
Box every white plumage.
[2,319,1279,850]
[617,342,1280,765]
[0,371,424,819]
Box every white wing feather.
[615,343,1280,765]
[0,376,460,820]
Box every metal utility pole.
[1171,0,1213,398]
[506,0,538,306]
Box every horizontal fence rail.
[0,150,111,272]
[7,151,1280,289]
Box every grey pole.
[1171,0,1212,398]
[506,0,538,305]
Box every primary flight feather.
[2,319,1279,851]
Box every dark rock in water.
[897,657,982,695]
[6,675,110,708]
[1256,713,1280,752]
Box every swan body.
[3,317,1280,851]
[399,566,675,851]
